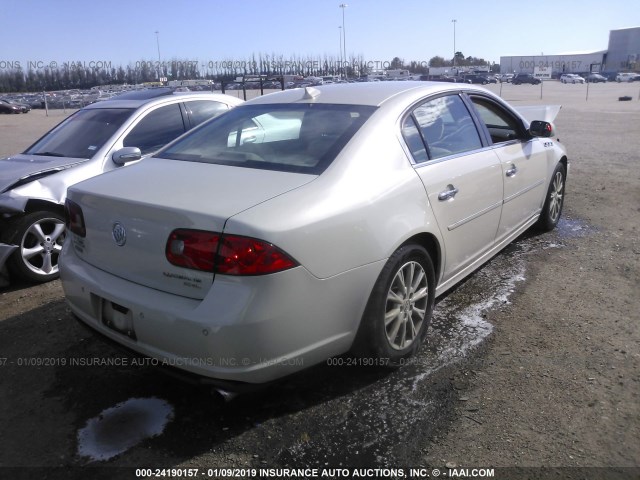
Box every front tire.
[4,211,66,283]
[537,163,566,232]
[354,244,436,364]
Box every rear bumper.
[60,239,382,384]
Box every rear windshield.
[156,103,376,174]
[25,108,133,159]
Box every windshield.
[24,108,134,159]
[157,103,376,174]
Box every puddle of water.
[77,397,173,462]
[556,216,594,239]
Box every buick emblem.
[112,222,127,246]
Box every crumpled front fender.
[0,190,29,214]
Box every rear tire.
[3,211,66,283]
[536,163,566,232]
[354,244,436,365]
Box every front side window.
[470,97,522,144]
[25,108,133,159]
[409,95,482,160]
[157,104,376,174]
[123,103,186,155]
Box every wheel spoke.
[398,321,407,348]
[412,306,426,318]
[50,223,66,242]
[41,253,53,274]
[28,223,47,243]
[387,316,402,344]
[410,269,425,295]
[387,289,404,304]
[396,268,407,294]
[23,245,45,260]
[385,307,402,326]
[410,286,428,303]
[409,316,419,340]
[406,263,416,294]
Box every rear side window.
[407,95,482,161]
[158,104,376,174]
[184,100,229,127]
[123,103,186,155]
[401,116,428,163]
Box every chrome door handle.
[506,164,517,177]
[438,184,459,201]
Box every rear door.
[402,93,503,282]
[467,95,548,243]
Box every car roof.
[243,81,487,108]
[82,88,239,110]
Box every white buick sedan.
[60,82,567,389]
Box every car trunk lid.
[69,158,315,299]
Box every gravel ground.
[0,81,638,480]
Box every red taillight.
[64,199,86,237]
[216,234,298,275]
[165,230,298,276]
[166,230,219,272]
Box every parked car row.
[508,72,640,84]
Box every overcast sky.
[2,0,638,70]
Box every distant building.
[500,51,606,76]
[605,27,640,72]
[500,26,640,75]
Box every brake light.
[165,229,298,276]
[166,230,219,272]
[216,234,298,275]
[64,199,86,237]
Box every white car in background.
[560,74,585,84]
[615,72,640,82]
[60,82,568,389]
[0,88,243,283]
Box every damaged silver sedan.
[0,89,242,283]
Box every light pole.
[451,19,457,68]
[339,3,348,79]
[155,31,162,81]
[338,26,343,78]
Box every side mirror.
[529,120,553,138]
[112,147,142,165]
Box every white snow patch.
[77,397,174,461]
[411,261,527,391]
